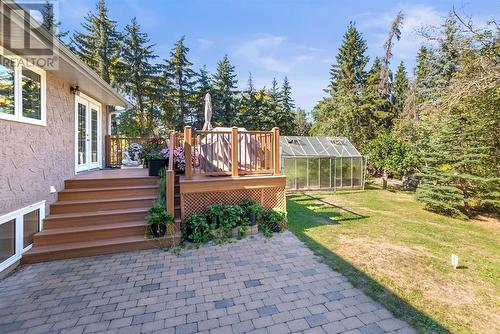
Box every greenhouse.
[281,136,366,191]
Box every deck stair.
[22,172,180,264]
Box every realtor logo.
[0,0,60,69]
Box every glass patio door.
[75,96,101,173]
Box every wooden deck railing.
[105,135,167,168]
[165,131,176,217]
[185,126,280,178]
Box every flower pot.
[247,213,257,226]
[149,223,166,238]
[148,159,166,176]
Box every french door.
[75,95,101,173]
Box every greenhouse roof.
[281,136,362,158]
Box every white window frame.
[0,201,45,273]
[0,52,47,126]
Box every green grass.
[287,185,500,334]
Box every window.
[0,201,45,273]
[0,219,15,263]
[23,210,40,249]
[0,53,46,126]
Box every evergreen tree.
[193,65,212,130]
[361,58,388,132]
[71,0,122,84]
[40,0,68,39]
[265,78,281,128]
[212,55,238,126]
[437,13,461,84]
[378,11,404,98]
[118,18,158,136]
[313,23,370,146]
[237,73,258,129]
[293,108,311,136]
[392,61,409,119]
[328,22,369,94]
[163,37,197,129]
[277,76,295,134]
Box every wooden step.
[50,196,157,214]
[33,221,147,245]
[21,234,181,264]
[58,185,158,201]
[43,207,150,229]
[65,177,158,189]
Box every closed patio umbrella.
[202,93,213,131]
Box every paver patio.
[0,232,415,334]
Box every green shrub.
[240,199,263,215]
[145,201,174,238]
[261,208,288,233]
[185,214,212,244]
[206,204,225,228]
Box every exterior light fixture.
[70,86,80,95]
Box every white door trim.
[75,95,102,174]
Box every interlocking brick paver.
[256,304,279,317]
[0,231,413,334]
[215,298,235,309]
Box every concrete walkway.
[0,232,415,334]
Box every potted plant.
[145,150,166,176]
[172,146,200,174]
[207,204,224,229]
[261,208,288,233]
[240,199,262,226]
[185,214,212,243]
[145,201,174,238]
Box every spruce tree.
[212,55,238,126]
[361,58,388,133]
[118,17,158,136]
[265,78,281,128]
[163,37,197,129]
[293,108,311,136]
[71,0,122,84]
[392,61,409,119]
[193,65,212,130]
[277,77,295,134]
[313,23,369,146]
[237,73,258,129]
[40,0,68,39]
[437,13,461,84]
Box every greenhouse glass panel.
[284,158,296,189]
[320,158,331,188]
[352,157,363,187]
[296,159,308,189]
[342,158,351,187]
[308,159,320,189]
[281,136,365,191]
[335,158,342,187]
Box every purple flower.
[160,148,169,159]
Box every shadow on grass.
[287,197,450,334]
[289,192,369,224]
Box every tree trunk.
[382,170,388,189]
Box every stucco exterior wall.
[0,72,75,216]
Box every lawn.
[287,185,499,334]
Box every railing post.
[184,126,192,179]
[231,127,239,177]
[273,127,281,175]
[105,135,110,167]
[166,170,175,216]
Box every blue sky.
[57,0,498,111]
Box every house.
[0,2,286,276]
[0,1,129,275]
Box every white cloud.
[197,38,214,50]
[357,4,444,71]
[236,34,318,73]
